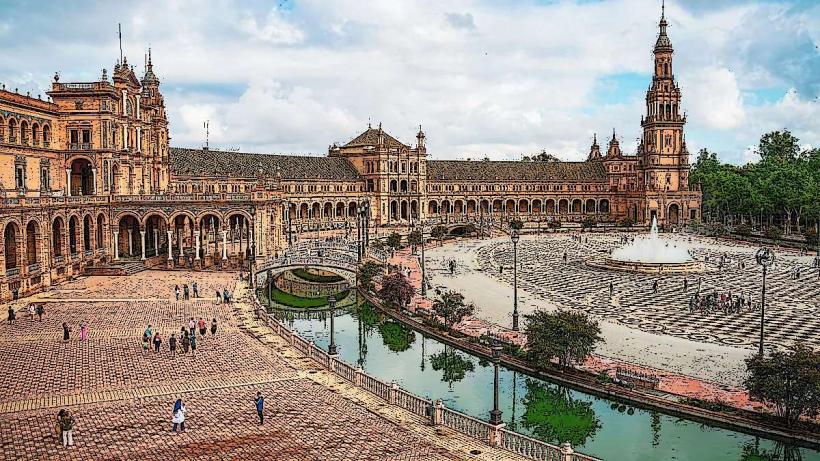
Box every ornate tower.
[639,2,688,193]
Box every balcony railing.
[27,263,40,273]
[54,255,65,264]
[69,143,92,150]
[5,267,20,277]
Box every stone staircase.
[84,260,147,276]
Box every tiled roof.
[169,148,361,180]
[427,160,607,181]
[344,127,408,149]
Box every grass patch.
[267,285,349,308]
[291,268,344,283]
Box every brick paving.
[0,270,526,460]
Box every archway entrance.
[118,215,141,258]
[4,223,20,270]
[70,158,94,196]
[668,204,680,226]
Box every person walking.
[62,322,71,342]
[174,285,181,301]
[169,333,177,358]
[652,280,658,294]
[188,318,196,338]
[79,321,89,341]
[215,290,222,304]
[144,325,153,341]
[172,399,186,433]
[192,282,199,298]
[142,334,149,355]
[684,278,688,291]
[183,284,190,301]
[190,333,197,357]
[27,304,35,321]
[181,331,190,354]
[56,409,66,443]
[153,332,162,353]
[7,306,16,325]
[36,304,44,321]
[60,410,76,447]
[210,318,217,336]
[198,317,206,338]
[609,281,614,297]
[254,392,264,425]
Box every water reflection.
[430,345,475,388]
[520,378,601,447]
[740,438,805,461]
[378,320,416,352]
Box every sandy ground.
[425,236,752,387]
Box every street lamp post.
[489,345,503,425]
[755,248,774,357]
[511,231,520,331]
[328,295,338,356]
[421,223,427,296]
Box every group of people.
[173,282,233,304]
[61,321,90,342]
[689,290,755,315]
[142,317,218,357]
[6,303,46,324]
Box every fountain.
[587,216,704,274]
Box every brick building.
[0,10,699,300]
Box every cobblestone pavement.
[469,233,819,351]
[0,270,526,460]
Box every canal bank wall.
[358,288,820,451]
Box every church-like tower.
[639,2,689,193]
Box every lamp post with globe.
[511,231,520,331]
[755,247,774,357]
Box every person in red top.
[197,318,207,338]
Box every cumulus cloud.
[0,0,816,164]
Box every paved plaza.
[0,270,526,460]
[426,233,820,386]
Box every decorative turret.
[141,48,159,87]
[587,133,601,160]
[416,125,426,149]
[605,130,621,158]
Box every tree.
[357,260,382,292]
[386,232,402,250]
[581,216,596,230]
[378,321,416,352]
[407,229,423,253]
[509,219,524,231]
[432,290,475,330]
[744,345,820,427]
[522,150,561,163]
[757,130,801,162]
[378,272,415,310]
[431,225,446,245]
[524,310,603,368]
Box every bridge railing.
[252,299,598,461]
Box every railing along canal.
[253,300,599,461]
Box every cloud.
[445,12,476,31]
[0,0,817,165]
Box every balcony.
[54,255,65,264]
[27,263,40,273]
[69,143,92,150]
[84,249,94,257]
[6,267,20,277]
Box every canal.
[264,299,819,461]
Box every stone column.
[140,231,146,260]
[136,127,141,152]
[65,169,71,196]
[135,94,141,119]
[127,229,133,255]
[166,230,173,260]
[113,230,120,260]
[194,230,201,260]
[121,89,127,114]
[123,123,128,150]
[153,229,159,257]
[91,168,97,194]
[221,230,228,260]
[178,228,183,255]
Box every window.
[15,166,25,189]
[82,130,91,144]
[70,130,79,144]
[41,167,50,190]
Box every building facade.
[0,11,700,300]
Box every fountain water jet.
[587,216,704,274]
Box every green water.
[271,303,819,461]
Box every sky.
[1,0,818,164]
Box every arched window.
[8,118,18,143]
[20,120,29,145]
[42,125,51,147]
[4,223,20,270]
